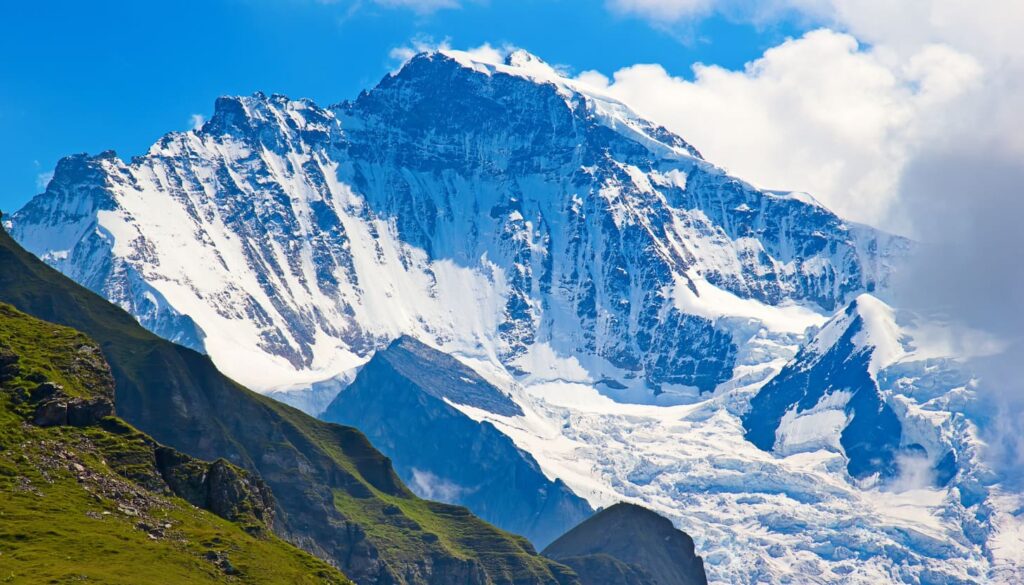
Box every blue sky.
[0,0,805,212]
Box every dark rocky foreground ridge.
[0,302,349,583]
[0,220,578,584]
[322,336,594,549]
[544,503,708,585]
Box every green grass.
[0,223,576,584]
[0,304,351,584]
[0,439,347,584]
[332,485,575,584]
[0,303,110,400]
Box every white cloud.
[389,39,513,69]
[606,0,714,21]
[189,114,205,131]
[597,0,1024,474]
[410,468,472,501]
[373,0,459,14]
[35,171,54,191]
[580,29,980,224]
[388,36,452,68]
[461,42,507,65]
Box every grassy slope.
[0,303,349,584]
[0,224,576,585]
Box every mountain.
[7,48,905,401]
[0,221,578,585]
[322,335,593,548]
[742,294,959,484]
[744,294,908,479]
[0,302,349,584]
[6,47,1014,584]
[543,503,707,585]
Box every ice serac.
[742,294,950,481]
[8,48,904,399]
[321,336,594,548]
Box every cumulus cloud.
[890,91,1024,480]
[812,0,1024,478]
[577,29,980,225]
[389,39,513,69]
[598,0,1024,477]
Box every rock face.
[8,49,905,398]
[322,336,593,548]
[0,346,18,382]
[543,503,708,585]
[154,447,275,531]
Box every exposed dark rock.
[544,503,707,585]
[154,447,275,532]
[742,298,905,480]
[33,399,68,426]
[553,554,654,585]
[0,345,19,383]
[31,381,64,402]
[207,458,274,530]
[67,397,114,426]
[27,381,114,428]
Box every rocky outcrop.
[544,503,707,585]
[29,382,114,427]
[0,345,19,382]
[155,447,275,532]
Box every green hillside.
[0,303,350,584]
[0,220,576,585]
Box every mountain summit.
[9,48,994,585]
[9,48,904,399]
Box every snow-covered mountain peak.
[10,45,908,396]
[806,293,906,374]
[396,47,704,160]
[8,46,1015,583]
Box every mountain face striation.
[8,49,904,399]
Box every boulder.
[68,397,114,426]
[0,346,19,383]
[33,400,68,426]
[31,381,64,402]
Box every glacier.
[8,47,1023,583]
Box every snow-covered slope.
[9,47,1014,583]
[8,48,904,397]
[450,296,1017,584]
[744,294,914,480]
